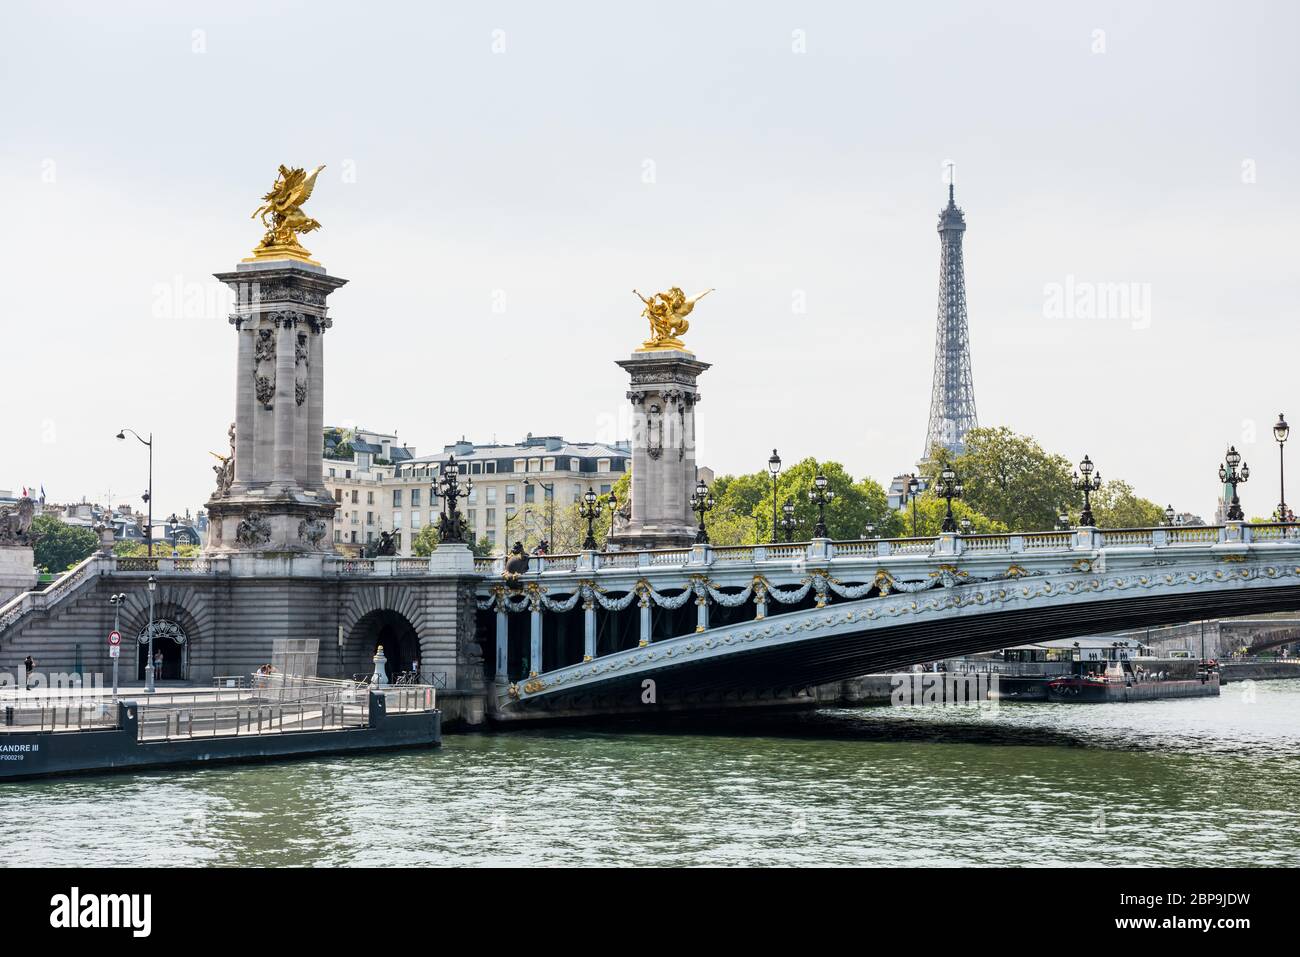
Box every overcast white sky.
[2,1,1297,523]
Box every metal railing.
[135,696,369,741]
[1,670,438,738]
[1,700,119,732]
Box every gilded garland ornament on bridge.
[633,286,713,352]
[246,164,326,265]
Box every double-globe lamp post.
[1074,455,1102,527]
[780,497,798,542]
[579,486,618,553]
[578,485,617,551]
[809,470,835,538]
[1219,446,1249,522]
[115,428,154,556]
[691,479,716,544]
[934,466,963,533]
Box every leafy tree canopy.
[921,427,1075,532]
[31,515,99,573]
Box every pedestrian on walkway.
[153,650,164,683]
[23,655,34,690]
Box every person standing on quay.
[23,655,34,691]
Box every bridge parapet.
[470,523,1300,595]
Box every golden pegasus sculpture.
[245,164,326,264]
[633,286,713,352]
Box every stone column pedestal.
[607,349,711,551]
[205,259,347,555]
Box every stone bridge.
[5,522,1300,723]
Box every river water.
[3,681,1298,867]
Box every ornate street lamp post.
[1275,414,1290,521]
[1164,504,1176,527]
[905,474,921,536]
[809,470,835,539]
[862,523,876,540]
[165,513,181,556]
[435,454,474,544]
[690,479,716,544]
[116,428,154,557]
[767,449,782,543]
[144,574,157,693]
[934,466,964,533]
[577,485,616,551]
[780,497,798,542]
[1074,455,1102,527]
[1218,446,1249,522]
[1057,509,1071,531]
[959,517,972,536]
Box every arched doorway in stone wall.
[348,609,420,682]
[136,618,188,681]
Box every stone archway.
[348,609,420,682]
[137,618,188,681]
[111,582,212,681]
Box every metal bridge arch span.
[509,558,1300,710]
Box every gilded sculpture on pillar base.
[633,287,713,352]
[246,164,326,265]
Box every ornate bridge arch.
[508,557,1300,711]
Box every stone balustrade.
[463,523,1298,590]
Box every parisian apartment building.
[322,428,629,556]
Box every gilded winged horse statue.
[248,164,325,262]
[632,286,713,352]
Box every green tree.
[923,427,1075,531]
[701,508,759,546]
[753,458,897,542]
[411,524,439,557]
[713,472,771,526]
[1083,479,1165,528]
[906,495,1008,537]
[31,515,99,572]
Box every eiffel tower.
[922,178,978,461]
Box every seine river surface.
[3,681,1299,867]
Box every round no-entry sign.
[108,630,121,646]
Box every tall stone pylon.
[922,180,979,461]
[607,287,713,550]
[205,168,347,556]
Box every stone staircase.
[0,554,112,674]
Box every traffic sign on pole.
[108,630,121,646]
